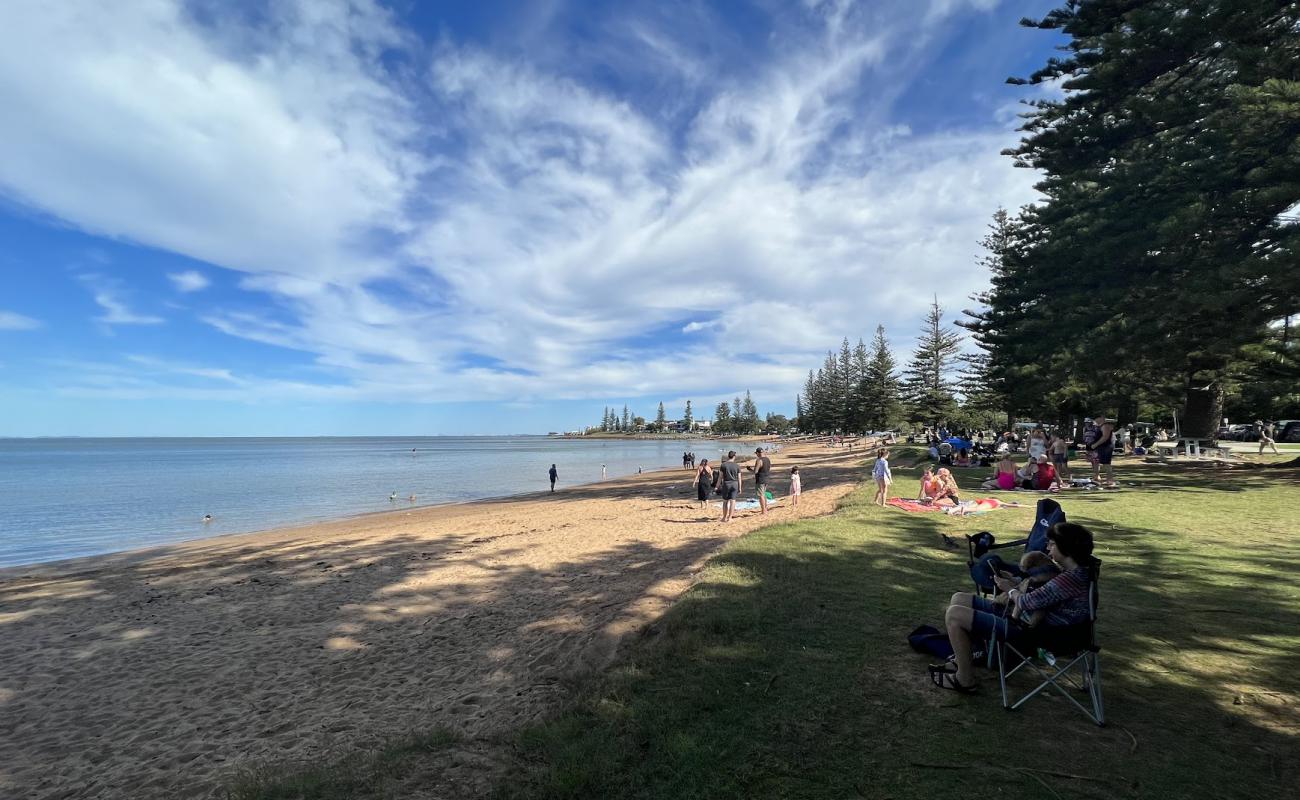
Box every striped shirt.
[1017,566,1090,628]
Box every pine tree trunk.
[1182,381,1224,439]
[1118,399,1138,430]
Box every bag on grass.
[907,624,955,661]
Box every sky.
[0,0,1063,436]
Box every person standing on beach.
[692,459,714,508]
[719,450,742,522]
[548,464,558,492]
[602,464,607,480]
[789,466,801,507]
[749,446,772,515]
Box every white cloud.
[1,1,1042,409]
[0,0,423,284]
[0,311,42,330]
[167,270,210,293]
[78,274,164,326]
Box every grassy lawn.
[495,451,1300,799]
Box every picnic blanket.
[886,498,947,513]
[886,497,1018,515]
[943,498,1021,516]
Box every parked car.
[1227,424,1255,441]
[1278,420,1300,443]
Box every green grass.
[495,450,1300,799]
[223,451,1300,799]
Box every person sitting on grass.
[930,522,1095,693]
[933,468,961,505]
[917,467,942,502]
[981,453,1018,491]
[1016,458,1039,490]
[1035,454,1060,491]
[955,448,972,468]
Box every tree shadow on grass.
[496,480,1300,800]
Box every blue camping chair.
[967,498,1065,594]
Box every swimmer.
[203,514,213,523]
[389,492,397,501]
[408,494,416,502]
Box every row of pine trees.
[795,300,992,435]
[589,300,980,437]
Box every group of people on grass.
[691,447,801,522]
[925,418,1121,491]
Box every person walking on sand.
[719,450,742,522]
[749,446,772,515]
[692,459,714,508]
[873,448,893,506]
[548,464,558,492]
[789,466,801,507]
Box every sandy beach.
[0,441,870,799]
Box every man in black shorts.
[719,450,742,522]
[750,446,772,515]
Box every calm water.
[0,436,702,568]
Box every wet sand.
[0,441,870,799]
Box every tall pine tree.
[861,325,902,431]
[904,299,962,424]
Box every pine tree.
[849,337,871,432]
[741,390,759,434]
[601,406,611,432]
[795,394,804,426]
[836,338,855,433]
[904,299,962,424]
[622,404,630,431]
[714,401,732,435]
[655,402,667,432]
[683,400,694,432]
[1004,2,1300,435]
[861,325,902,431]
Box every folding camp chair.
[966,497,1065,595]
[993,558,1104,726]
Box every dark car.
[1279,421,1300,444]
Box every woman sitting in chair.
[931,522,1095,693]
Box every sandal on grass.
[928,665,977,694]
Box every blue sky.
[0,0,1062,436]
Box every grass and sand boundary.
[3,444,1296,799]
[234,449,1300,800]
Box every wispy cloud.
[0,311,42,330]
[167,270,210,293]
[0,0,1041,408]
[78,274,164,326]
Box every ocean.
[0,436,711,568]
